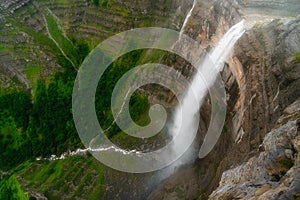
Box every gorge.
[0,0,299,199]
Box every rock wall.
[210,100,300,199]
[149,0,300,199]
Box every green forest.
[0,4,167,170]
[0,45,159,170]
[0,0,172,198]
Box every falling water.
[169,20,245,165]
[148,20,246,188]
[179,0,197,39]
[208,21,246,72]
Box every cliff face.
[210,101,300,199]
[149,0,300,199]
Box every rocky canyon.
[0,0,299,199]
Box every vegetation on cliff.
[0,0,174,198]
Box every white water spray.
[150,20,246,186]
[179,0,197,39]
[169,20,245,164]
[208,21,245,72]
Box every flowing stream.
[179,0,197,39]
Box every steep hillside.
[0,0,191,91]
[0,0,196,199]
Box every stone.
[208,101,300,199]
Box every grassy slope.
[0,175,29,200]
[16,156,106,199]
[0,0,175,199]
[294,52,300,63]
[23,65,43,93]
[44,10,79,67]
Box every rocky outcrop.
[26,189,48,200]
[209,100,300,199]
[0,0,30,22]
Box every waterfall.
[208,21,245,71]
[169,20,245,161]
[179,0,197,39]
[150,20,246,185]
